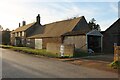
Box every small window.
[20,32,22,36]
[15,33,17,37]
[18,32,20,37]
[17,32,19,36]
[22,32,24,36]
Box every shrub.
[110,61,120,69]
[73,50,89,57]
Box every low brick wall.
[46,43,75,56]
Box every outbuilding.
[102,18,120,54]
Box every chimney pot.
[36,14,40,24]
[19,23,21,27]
[22,21,26,26]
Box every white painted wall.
[35,39,42,49]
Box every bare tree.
[0,25,3,31]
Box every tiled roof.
[62,30,88,36]
[11,22,36,33]
[28,17,84,38]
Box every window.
[22,39,24,44]
[22,32,24,36]
[15,33,17,37]
[18,32,20,37]
[11,33,14,37]
[17,32,19,36]
[27,39,30,45]
[20,32,22,36]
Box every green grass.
[1,45,89,58]
[0,45,13,49]
[1,45,58,58]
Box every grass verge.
[1,45,58,58]
[1,45,90,58]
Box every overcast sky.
[0,0,119,31]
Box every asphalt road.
[1,48,118,78]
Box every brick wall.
[63,35,87,51]
[46,43,75,56]
[42,37,62,49]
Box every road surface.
[1,48,118,78]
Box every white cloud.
[0,1,118,31]
[40,3,98,23]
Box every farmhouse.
[102,18,120,54]
[11,14,43,46]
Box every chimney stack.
[22,21,26,26]
[36,14,40,24]
[19,23,21,27]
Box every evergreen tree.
[88,18,101,31]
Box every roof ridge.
[43,16,83,26]
[20,22,36,27]
[12,22,36,33]
[104,18,119,33]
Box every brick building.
[11,14,43,46]
[102,18,120,53]
[28,16,91,51]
